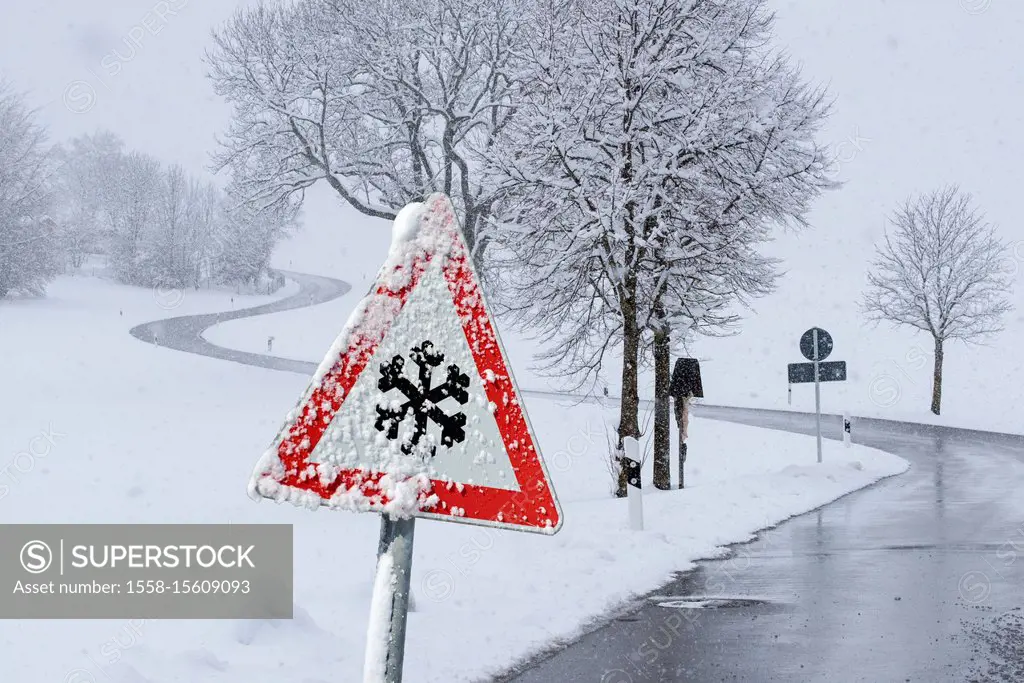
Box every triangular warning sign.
[249,194,562,534]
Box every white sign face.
[249,193,561,534]
[308,254,521,491]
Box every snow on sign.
[248,194,562,534]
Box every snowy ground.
[0,273,907,683]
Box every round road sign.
[799,327,833,361]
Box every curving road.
[129,271,1024,682]
[129,269,352,374]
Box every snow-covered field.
[0,274,906,682]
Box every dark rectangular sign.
[670,358,704,399]
[788,360,847,384]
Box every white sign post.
[623,437,643,531]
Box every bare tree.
[863,185,1013,415]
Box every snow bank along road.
[129,273,1024,682]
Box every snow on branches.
[0,82,59,298]
[207,0,527,263]
[862,185,1014,415]
[489,0,835,389]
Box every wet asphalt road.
[502,408,1024,683]
[128,274,1024,682]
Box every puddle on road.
[649,596,773,609]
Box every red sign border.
[252,194,562,534]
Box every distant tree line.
[0,80,293,300]
[53,131,294,292]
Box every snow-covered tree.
[143,165,223,289]
[862,186,1013,415]
[147,164,191,287]
[52,131,125,269]
[53,130,288,292]
[104,151,162,285]
[184,180,223,289]
[207,0,525,264]
[213,189,296,288]
[0,82,59,298]
[489,0,833,493]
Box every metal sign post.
[364,516,416,683]
[676,396,690,490]
[678,442,687,489]
[813,328,822,464]
[792,327,843,464]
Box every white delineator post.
[843,412,852,448]
[623,436,643,531]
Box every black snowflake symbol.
[374,340,470,457]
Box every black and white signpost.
[788,327,847,463]
[623,436,643,531]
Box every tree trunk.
[931,336,944,415]
[652,313,671,490]
[616,296,641,498]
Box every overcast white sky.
[0,0,254,177]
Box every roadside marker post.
[623,437,643,531]
[843,412,852,448]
